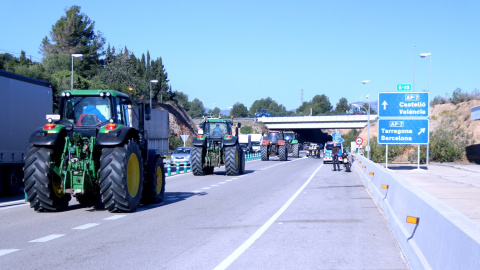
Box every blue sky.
[2,0,479,111]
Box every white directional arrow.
[418,128,425,135]
[382,100,388,110]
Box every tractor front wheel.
[99,140,144,212]
[24,147,71,212]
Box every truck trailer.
[0,70,53,196]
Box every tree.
[333,97,350,114]
[188,98,205,118]
[230,102,249,117]
[40,5,106,77]
[249,97,292,117]
[296,94,332,115]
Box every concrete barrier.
[352,154,480,270]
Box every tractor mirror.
[238,123,242,128]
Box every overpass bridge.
[256,114,378,129]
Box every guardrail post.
[184,161,187,173]
[167,162,171,176]
[176,162,180,174]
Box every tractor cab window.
[205,122,229,137]
[63,96,112,126]
[267,132,283,143]
[284,133,294,140]
[116,98,130,126]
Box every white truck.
[249,134,263,153]
[0,70,53,196]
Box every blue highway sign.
[332,131,344,143]
[377,119,429,145]
[378,92,429,118]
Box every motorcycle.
[342,152,351,172]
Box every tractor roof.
[204,118,233,123]
[61,89,129,98]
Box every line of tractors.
[22,87,309,213]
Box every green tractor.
[191,118,245,176]
[24,90,166,212]
[260,130,288,161]
[283,131,300,158]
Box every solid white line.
[73,223,100,230]
[0,203,28,211]
[103,215,126,221]
[0,199,26,207]
[214,163,324,270]
[0,249,20,257]
[29,234,65,243]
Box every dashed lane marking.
[214,162,324,270]
[0,249,19,257]
[219,182,227,184]
[73,223,100,230]
[201,187,211,190]
[103,215,126,221]
[29,234,65,243]
[211,184,219,187]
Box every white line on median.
[0,249,20,257]
[29,234,65,243]
[73,223,100,230]
[214,163,324,270]
[103,215,126,220]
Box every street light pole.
[70,54,82,89]
[420,52,432,165]
[362,80,371,159]
[149,79,159,107]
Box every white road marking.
[103,215,126,220]
[201,187,211,190]
[0,249,20,257]
[0,199,26,207]
[0,203,28,211]
[29,234,65,243]
[214,163,324,270]
[226,180,233,182]
[211,184,219,187]
[191,190,202,193]
[218,182,227,184]
[73,223,100,230]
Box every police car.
[323,141,343,164]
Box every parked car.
[170,147,193,165]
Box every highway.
[0,153,408,269]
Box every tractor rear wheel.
[99,140,144,212]
[142,155,166,204]
[261,145,269,161]
[292,144,299,158]
[24,147,71,212]
[225,145,240,175]
[279,145,288,161]
[239,149,245,175]
[192,146,207,176]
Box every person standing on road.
[332,142,341,171]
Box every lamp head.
[419,52,432,58]
[361,80,370,84]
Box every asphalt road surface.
[0,153,409,269]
